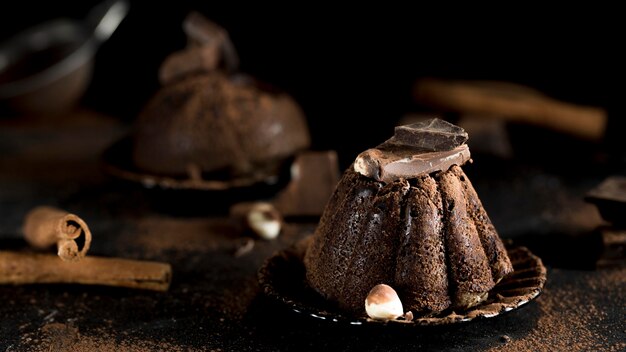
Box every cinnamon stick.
[413,78,607,141]
[23,206,92,262]
[0,251,172,291]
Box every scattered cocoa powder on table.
[487,268,626,352]
[16,322,188,352]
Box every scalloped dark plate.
[258,245,546,326]
[100,136,282,191]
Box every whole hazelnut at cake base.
[131,12,310,180]
[303,118,513,317]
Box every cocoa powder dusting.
[487,268,626,352]
[132,217,242,256]
[19,322,188,352]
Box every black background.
[0,4,624,350]
[1,2,622,164]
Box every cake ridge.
[395,174,452,314]
[450,165,513,282]
[341,180,409,308]
[438,169,496,309]
[305,169,380,305]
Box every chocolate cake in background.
[131,12,310,179]
[303,118,513,316]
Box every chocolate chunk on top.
[386,118,468,152]
[354,119,471,183]
[354,145,471,183]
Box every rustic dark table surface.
[0,111,624,351]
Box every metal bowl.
[0,0,128,116]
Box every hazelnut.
[246,202,282,240]
[353,150,381,180]
[365,284,404,320]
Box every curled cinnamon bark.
[22,206,92,262]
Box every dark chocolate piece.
[386,118,468,151]
[273,151,340,217]
[585,176,626,226]
[183,11,239,72]
[159,12,239,85]
[596,228,626,269]
[354,144,471,183]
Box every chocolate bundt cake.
[132,72,310,177]
[131,12,310,178]
[304,118,513,316]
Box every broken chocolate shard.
[158,12,240,85]
[386,118,468,151]
[159,45,221,85]
[354,144,471,183]
[182,11,239,72]
[585,176,626,226]
[273,151,340,217]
